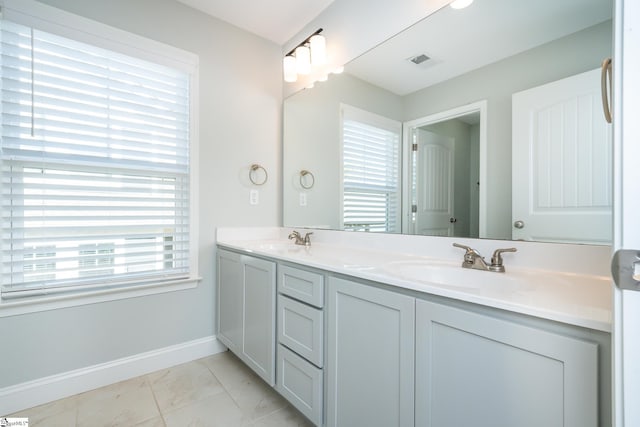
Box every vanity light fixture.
[283,55,297,82]
[450,0,474,9]
[295,44,311,75]
[310,34,326,66]
[283,28,326,82]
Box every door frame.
[401,100,488,235]
[613,0,640,425]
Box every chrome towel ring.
[300,169,315,189]
[249,164,268,186]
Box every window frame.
[0,0,201,317]
[339,104,402,233]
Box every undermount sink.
[381,260,529,292]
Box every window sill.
[0,277,201,318]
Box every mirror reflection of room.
[283,0,613,244]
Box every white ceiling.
[175,0,335,45]
[346,0,613,95]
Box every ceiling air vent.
[406,53,439,70]
[409,54,430,65]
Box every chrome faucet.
[288,230,313,246]
[453,243,517,273]
[488,247,517,272]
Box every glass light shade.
[295,45,311,75]
[283,55,297,82]
[450,0,474,9]
[310,34,327,66]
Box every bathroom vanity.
[216,227,611,427]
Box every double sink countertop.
[217,227,613,333]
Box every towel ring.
[249,164,268,186]
[299,170,315,189]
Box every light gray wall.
[403,21,612,239]
[0,0,282,388]
[283,73,403,229]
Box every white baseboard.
[0,335,227,416]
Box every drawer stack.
[276,264,324,426]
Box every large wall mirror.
[283,0,613,244]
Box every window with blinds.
[0,19,192,299]
[341,105,401,233]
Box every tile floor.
[9,350,314,427]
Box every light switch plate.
[250,189,259,205]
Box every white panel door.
[614,0,640,425]
[414,129,455,236]
[512,68,612,243]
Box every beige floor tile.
[76,376,160,427]
[9,395,77,426]
[163,392,251,427]
[134,416,167,427]
[201,351,250,387]
[13,407,77,427]
[225,374,288,421]
[148,359,226,413]
[252,405,314,427]
[202,352,287,420]
[8,352,311,427]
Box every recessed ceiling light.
[450,0,474,9]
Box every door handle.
[612,250,640,291]
[513,220,525,229]
[449,217,457,223]
[601,57,613,124]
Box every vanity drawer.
[277,344,323,426]
[278,264,324,308]
[278,294,323,367]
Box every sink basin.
[381,260,528,292]
[244,240,305,254]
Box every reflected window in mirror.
[341,105,401,233]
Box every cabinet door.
[327,277,415,427]
[217,249,243,353]
[242,256,276,386]
[415,300,598,427]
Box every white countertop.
[216,227,613,333]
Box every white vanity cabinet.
[276,264,325,426]
[216,249,276,386]
[216,243,610,427]
[415,300,599,427]
[326,276,415,427]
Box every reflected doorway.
[402,101,487,237]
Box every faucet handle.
[489,247,517,272]
[303,232,313,246]
[453,243,483,265]
[453,243,482,256]
[288,230,301,240]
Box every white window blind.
[0,19,192,299]
[341,106,401,233]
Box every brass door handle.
[601,57,613,124]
